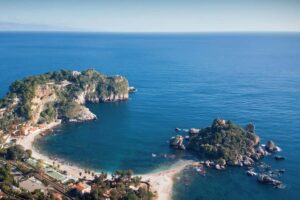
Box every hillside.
[0,69,129,135]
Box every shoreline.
[15,122,195,199]
[141,160,196,200]
[16,120,96,180]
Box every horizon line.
[1,30,300,34]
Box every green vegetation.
[0,69,138,199]
[0,164,16,187]
[188,119,260,164]
[39,106,57,124]
[0,162,57,200]
[60,102,85,120]
[0,69,129,132]
[75,170,153,200]
[5,145,31,161]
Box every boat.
[128,86,137,93]
[151,153,157,157]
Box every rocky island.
[170,119,285,187]
[171,119,261,165]
[0,69,129,134]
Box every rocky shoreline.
[0,69,134,133]
[170,118,286,188]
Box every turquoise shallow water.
[0,32,300,199]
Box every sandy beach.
[16,120,95,180]
[142,160,196,200]
[16,121,195,199]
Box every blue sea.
[0,32,299,199]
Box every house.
[53,192,63,200]
[73,182,91,194]
[0,189,4,199]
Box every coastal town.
[0,70,287,200]
[0,121,197,200]
[0,70,156,199]
[0,69,200,200]
[0,117,287,200]
[0,112,159,200]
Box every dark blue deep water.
[0,32,300,199]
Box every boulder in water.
[175,128,181,132]
[257,174,282,187]
[189,128,200,134]
[215,164,222,170]
[274,155,285,161]
[169,135,185,150]
[265,140,279,153]
[246,170,257,176]
[243,156,254,166]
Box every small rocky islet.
[170,118,286,188]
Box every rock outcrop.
[64,104,97,122]
[265,140,280,153]
[169,135,186,150]
[257,174,282,187]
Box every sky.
[0,0,300,32]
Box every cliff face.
[73,76,129,104]
[30,84,58,124]
[0,69,129,132]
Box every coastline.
[16,120,95,180]
[15,122,195,199]
[142,160,196,200]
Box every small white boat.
[129,86,137,93]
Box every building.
[73,182,91,194]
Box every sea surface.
[0,32,300,199]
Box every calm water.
[0,32,299,199]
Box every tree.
[132,177,142,187]
[6,145,27,160]
[25,149,32,158]
[36,159,44,173]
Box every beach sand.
[16,120,95,180]
[142,160,195,200]
[16,121,195,199]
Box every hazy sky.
[0,0,300,32]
